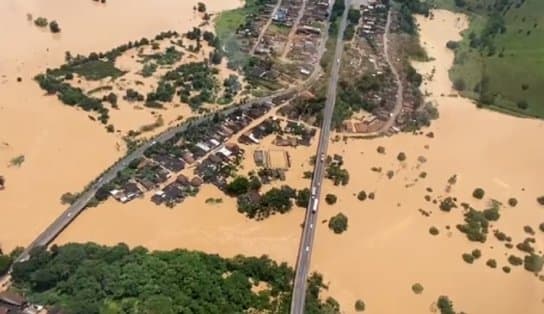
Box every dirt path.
[280,0,307,58]
[250,0,284,55]
[380,9,403,132]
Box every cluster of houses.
[0,291,44,314]
[238,117,316,147]
[359,0,388,38]
[289,0,330,66]
[105,102,274,206]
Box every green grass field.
[429,0,544,118]
[214,0,268,69]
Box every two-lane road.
[290,1,350,313]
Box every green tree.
[472,188,485,199]
[325,194,337,205]
[226,176,250,196]
[34,17,48,27]
[411,283,424,294]
[357,191,367,201]
[296,188,310,208]
[49,20,61,33]
[0,254,12,275]
[437,296,455,314]
[354,299,365,311]
[328,213,348,234]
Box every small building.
[254,150,267,167]
[176,174,190,186]
[182,152,195,164]
[190,176,203,187]
[0,291,26,307]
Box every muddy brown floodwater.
[2,3,543,314]
[0,0,242,251]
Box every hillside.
[429,0,544,118]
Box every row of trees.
[11,243,340,314]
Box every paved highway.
[290,1,350,313]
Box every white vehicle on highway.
[310,223,313,229]
[67,212,73,218]
[337,58,340,64]
[311,200,319,213]
[311,186,317,198]
[320,153,325,162]
[305,246,310,252]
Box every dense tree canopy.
[12,243,339,314]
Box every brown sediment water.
[4,4,544,313]
[0,0,242,251]
[60,9,544,314]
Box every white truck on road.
[311,200,319,213]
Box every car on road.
[320,153,325,161]
[67,212,73,218]
[305,246,309,252]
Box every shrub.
[524,254,544,273]
[377,146,385,154]
[429,226,439,236]
[60,192,79,205]
[537,196,544,206]
[439,197,457,212]
[49,20,61,33]
[446,41,459,50]
[354,299,365,312]
[483,207,500,221]
[486,259,497,268]
[34,17,48,27]
[471,249,481,259]
[225,176,250,196]
[462,253,474,264]
[296,188,310,208]
[523,225,535,235]
[357,191,367,201]
[502,266,511,273]
[412,283,424,294]
[0,254,12,276]
[437,296,455,314]
[540,223,544,232]
[368,192,375,200]
[472,188,485,199]
[328,213,348,234]
[397,152,407,162]
[453,78,465,91]
[517,100,529,110]
[508,198,518,207]
[325,194,338,205]
[508,255,523,266]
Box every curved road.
[290,1,350,313]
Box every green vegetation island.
[428,0,544,118]
[10,243,341,314]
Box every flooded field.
[59,9,544,313]
[2,2,543,313]
[0,0,242,251]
